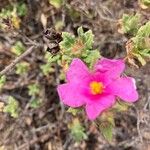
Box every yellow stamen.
[90,81,104,95]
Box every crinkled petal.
[107,77,138,102]
[66,58,90,83]
[95,58,125,79]
[85,95,115,120]
[57,83,87,107]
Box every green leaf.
[49,0,63,9]
[3,96,19,118]
[77,26,84,37]
[133,53,146,65]
[16,62,29,75]
[55,20,64,31]
[139,49,150,57]
[77,27,94,49]
[16,3,28,17]
[28,84,40,96]
[40,64,55,75]
[129,21,150,66]
[69,118,87,142]
[11,41,25,56]
[140,0,150,7]
[67,107,81,116]
[84,50,100,68]
[99,122,113,142]
[136,21,150,37]
[121,14,140,35]
[0,75,6,90]
[60,32,76,49]
[48,55,60,63]
[0,6,12,18]
[84,30,94,49]
[29,98,41,108]
[112,100,130,112]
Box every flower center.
[90,81,104,95]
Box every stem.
[0,46,34,76]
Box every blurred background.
[0,0,150,149]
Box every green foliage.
[0,7,12,18]
[0,2,27,30]
[49,0,63,8]
[29,98,41,108]
[120,14,140,35]
[95,111,115,141]
[69,118,87,142]
[0,2,27,18]
[40,63,55,76]
[67,108,82,116]
[99,122,113,142]
[43,27,100,78]
[66,4,80,20]
[131,21,150,65]
[60,32,76,49]
[3,96,19,118]
[140,0,150,7]
[41,54,60,75]
[16,62,29,75]
[28,84,40,96]
[11,41,25,56]
[16,3,28,17]
[55,20,64,31]
[83,50,101,68]
[0,75,6,90]
[112,100,130,112]
[59,26,100,68]
[77,27,94,49]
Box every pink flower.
[57,58,138,120]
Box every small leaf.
[69,118,87,142]
[48,55,60,63]
[11,41,25,56]
[29,98,41,108]
[55,20,64,31]
[99,122,113,142]
[84,30,94,49]
[60,32,76,49]
[3,96,19,118]
[136,21,150,37]
[16,62,29,75]
[139,49,150,57]
[28,84,40,96]
[16,3,28,17]
[118,14,140,35]
[0,75,6,90]
[40,64,55,75]
[133,53,146,66]
[67,107,81,116]
[139,0,150,9]
[49,0,63,9]
[112,100,130,112]
[77,26,84,37]
[84,50,100,68]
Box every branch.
[0,46,34,76]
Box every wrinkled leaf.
[69,118,87,142]
[3,96,19,118]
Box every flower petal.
[66,58,90,83]
[57,83,87,107]
[107,77,138,102]
[95,58,125,79]
[85,95,115,120]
